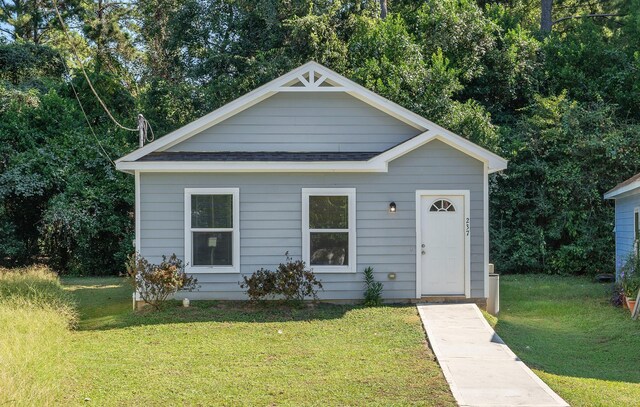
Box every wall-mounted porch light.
[389,202,397,213]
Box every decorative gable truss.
[115,61,507,174]
[281,67,342,90]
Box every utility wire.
[145,118,155,143]
[58,53,116,167]
[52,0,138,132]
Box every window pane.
[191,195,232,228]
[192,232,232,266]
[310,232,348,265]
[309,195,348,229]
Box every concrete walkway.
[417,304,568,407]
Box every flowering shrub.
[125,253,198,310]
[241,254,323,303]
[620,252,640,298]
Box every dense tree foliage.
[0,0,638,275]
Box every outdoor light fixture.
[389,202,397,213]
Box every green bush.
[125,254,199,310]
[363,266,384,306]
[241,254,323,303]
[620,252,640,298]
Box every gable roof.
[115,61,507,174]
[604,172,640,199]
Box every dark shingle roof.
[137,151,381,162]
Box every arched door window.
[430,199,456,212]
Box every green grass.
[23,271,640,406]
[54,277,454,406]
[494,274,640,407]
[0,266,77,406]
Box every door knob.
[421,244,425,248]
[421,250,426,255]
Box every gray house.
[116,62,507,303]
[605,173,640,275]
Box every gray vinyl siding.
[615,192,640,275]
[166,92,421,152]
[139,139,486,300]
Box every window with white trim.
[184,188,239,273]
[302,188,356,272]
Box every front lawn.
[54,276,454,406]
[493,274,640,407]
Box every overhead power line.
[51,0,137,132]
[51,0,156,149]
[58,54,116,167]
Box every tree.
[540,0,628,33]
[0,0,68,43]
[379,0,387,19]
[541,0,553,33]
[491,94,640,274]
[1,0,639,278]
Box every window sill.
[309,266,357,274]
[186,266,240,274]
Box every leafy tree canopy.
[0,0,638,275]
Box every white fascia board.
[604,181,640,199]
[433,134,507,174]
[373,131,508,173]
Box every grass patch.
[493,274,640,406]
[63,278,454,405]
[0,266,77,406]
[56,277,454,406]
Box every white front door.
[419,195,465,295]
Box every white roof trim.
[604,180,640,199]
[116,132,508,174]
[116,61,507,172]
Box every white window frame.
[302,188,356,273]
[184,188,240,273]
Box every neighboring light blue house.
[115,62,508,303]
[605,173,640,275]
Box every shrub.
[620,252,640,298]
[241,254,323,303]
[363,266,384,306]
[240,267,277,302]
[125,253,199,310]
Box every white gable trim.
[116,61,507,172]
[604,181,640,200]
[116,132,507,173]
